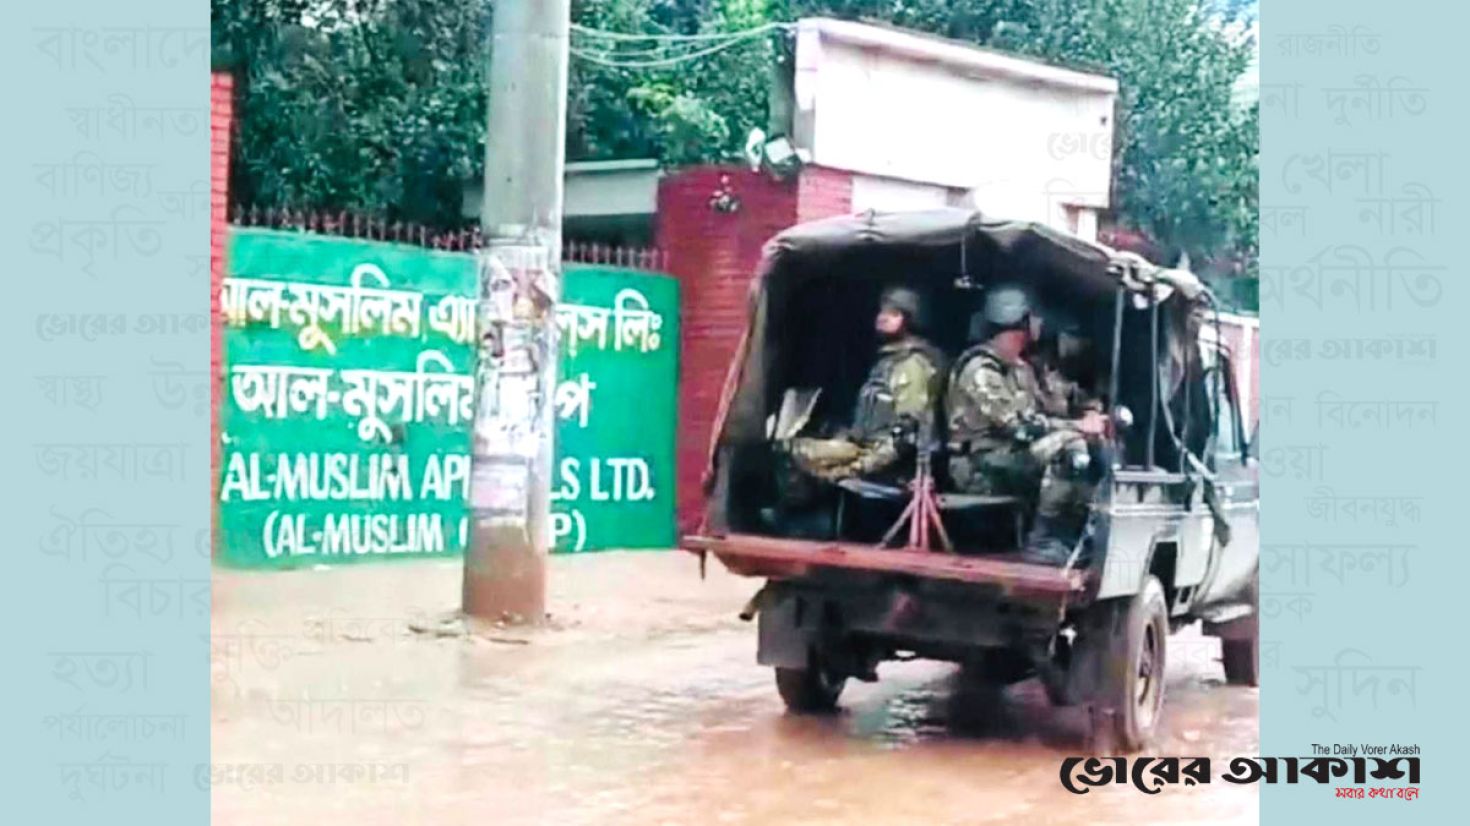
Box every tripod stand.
[880,448,954,553]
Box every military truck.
[681,209,1259,750]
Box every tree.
[567,0,776,165]
[213,0,489,227]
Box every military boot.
[1019,469,1088,565]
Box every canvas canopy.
[705,209,1210,480]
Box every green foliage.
[1024,0,1258,273]
[212,0,489,227]
[568,0,775,165]
[215,0,1259,296]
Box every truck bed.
[682,533,1090,601]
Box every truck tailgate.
[682,533,1089,600]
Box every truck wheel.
[1221,636,1259,686]
[775,650,846,713]
[1094,576,1168,752]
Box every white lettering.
[330,453,353,499]
[625,459,654,501]
[219,451,268,502]
[263,509,282,558]
[417,513,444,553]
[443,454,469,499]
[567,456,658,502]
[551,508,588,552]
[268,453,423,502]
[269,512,312,557]
[276,453,311,501]
[319,512,448,555]
[420,454,448,500]
[221,272,422,353]
[232,354,473,445]
[552,457,581,502]
[370,514,391,551]
[589,458,610,501]
[324,511,352,552]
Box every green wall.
[216,229,677,568]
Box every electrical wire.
[571,33,773,69]
[567,40,709,59]
[569,22,791,69]
[570,21,792,42]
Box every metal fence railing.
[561,239,667,272]
[229,205,667,272]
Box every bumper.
[682,532,1090,602]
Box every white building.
[782,17,1119,240]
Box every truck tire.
[1093,576,1169,752]
[1221,636,1259,686]
[775,650,846,713]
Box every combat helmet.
[981,284,1033,328]
[879,286,927,331]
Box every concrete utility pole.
[463,0,571,624]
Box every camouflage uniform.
[1029,328,1102,418]
[790,335,942,483]
[945,345,1092,544]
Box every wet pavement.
[212,552,1258,825]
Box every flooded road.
[212,552,1258,825]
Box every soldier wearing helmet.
[1031,314,1105,419]
[945,285,1107,565]
[788,286,944,483]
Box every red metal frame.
[683,533,1088,600]
[879,462,954,552]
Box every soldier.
[787,286,944,484]
[1031,317,1104,418]
[946,286,1107,565]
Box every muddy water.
[212,554,1258,826]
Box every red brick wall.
[796,165,855,224]
[656,165,853,531]
[211,72,234,553]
